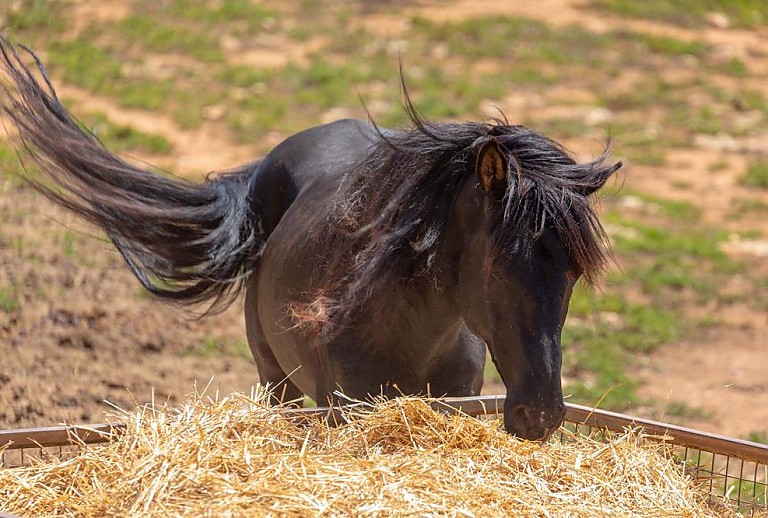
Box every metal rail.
[565,401,768,465]
[0,422,119,450]
[2,395,767,465]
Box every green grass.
[609,219,738,301]
[733,88,768,113]
[635,193,702,221]
[116,15,224,62]
[165,0,275,32]
[731,198,768,217]
[216,65,271,89]
[561,294,679,409]
[742,161,768,188]
[79,113,173,155]
[0,288,20,313]
[0,142,29,190]
[48,39,177,112]
[747,430,768,444]
[410,16,612,80]
[664,401,710,419]
[689,106,723,135]
[5,0,66,33]
[562,323,638,409]
[182,337,251,360]
[484,356,502,384]
[34,8,750,156]
[723,57,750,77]
[558,193,752,409]
[709,159,730,172]
[528,118,592,140]
[61,231,78,260]
[633,34,708,56]
[591,0,768,28]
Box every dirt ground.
[1,0,767,439]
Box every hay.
[0,389,733,517]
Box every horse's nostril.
[508,405,534,429]
[510,405,530,423]
[504,403,564,441]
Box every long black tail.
[0,37,263,313]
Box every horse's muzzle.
[503,401,566,441]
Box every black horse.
[0,38,620,440]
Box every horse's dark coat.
[0,37,621,440]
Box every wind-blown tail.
[0,36,262,313]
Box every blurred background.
[0,0,766,442]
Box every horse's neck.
[369,272,462,348]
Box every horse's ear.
[476,138,508,199]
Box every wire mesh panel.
[554,412,767,516]
[0,423,117,470]
[678,446,766,515]
[1,444,83,469]
[1,397,767,515]
[561,401,768,516]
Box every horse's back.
[260,118,378,189]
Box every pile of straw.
[0,389,728,516]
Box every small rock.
[142,340,164,353]
[480,100,504,119]
[604,223,640,241]
[732,111,763,133]
[365,99,392,117]
[693,133,739,153]
[219,34,244,54]
[709,44,747,64]
[720,239,768,257]
[49,308,79,327]
[431,43,449,61]
[617,195,647,211]
[386,39,407,56]
[600,312,624,327]
[203,105,227,121]
[260,17,277,31]
[501,93,546,111]
[321,107,353,124]
[54,396,79,407]
[584,107,615,126]
[681,55,700,68]
[705,12,730,29]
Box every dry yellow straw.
[0,388,737,517]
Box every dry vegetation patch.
[0,391,728,517]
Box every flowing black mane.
[303,109,621,333]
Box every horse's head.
[454,134,620,441]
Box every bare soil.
[1,0,766,439]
